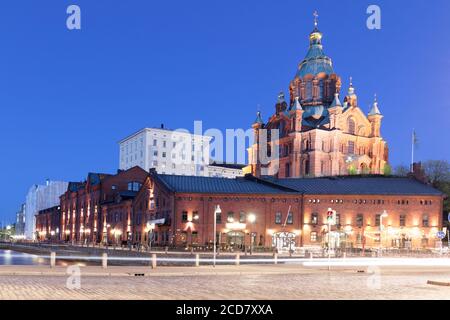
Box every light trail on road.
[1,253,450,266]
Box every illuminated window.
[375,214,381,227]
[275,212,282,224]
[227,212,234,223]
[239,212,246,223]
[422,214,429,227]
[356,214,363,227]
[400,215,406,227]
[310,232,318,242]
[311,213,318,225]
[287,212,293,224]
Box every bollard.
[273,253,278,265]
[50,252,56,268]
[165,246,168,254]
[195,254,200,267]
[309,251,313,260]
[343,252,347,260]
[235,253,240,266]
[151,253,157,269]
[102,253,108,269]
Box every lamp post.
[247,214,256,255]
[213,205,221,268]
[379,210,388,255]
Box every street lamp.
[247,214,256,255]
[379,210,388,254]
[213,205,222,268]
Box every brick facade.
[35,205,61,241]
[54,170,444,251]
[130,173,444,251]
[59,166,148,244]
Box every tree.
[422,160,450,231]
[383,164,392,176]
[422,160,450,184]
[348,165,357,175]
[393,164,409,177]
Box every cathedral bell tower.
[251,111,264,177]
[368,95,383,137]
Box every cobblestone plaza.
[1,265,450,300]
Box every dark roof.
[88,172,112,186]
[68,182,85,192]
[156,174,295,195]
[209,162,246,170]
[261,176,443,196]
[38,205,61,215]
[153,173,443,197]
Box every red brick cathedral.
[248,15,389,178]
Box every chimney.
[46,179,50,186]
[161,123,164,129]
[408,162,428,184]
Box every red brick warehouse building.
[35,205,61,242]
[132,169,444,251]
[59,166,148,245]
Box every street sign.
[436,231,446,239]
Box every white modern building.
[24,180,68,240]
[207,162,246,178]
[15,203,26,237]
[119,126,245,178]
[119,126,212,176]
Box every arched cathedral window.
[306,81,312,100]
[347,118,356,135]
[319,80,324,99]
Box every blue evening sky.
[0,0,449,222]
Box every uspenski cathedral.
[248,14,389,178]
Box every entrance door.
[272,232,296,252]
[227,231,244,248]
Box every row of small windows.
[152,150,205,162]
[181,211,252,224]
[309,213,431,228]
[308,199,432,206]
[151,161,205,171]
[180,211,295,225]
[152,139,205,151]
[275,212,293,225]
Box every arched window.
[306,81,313,100]
[347,118,356,135]
[319,80,324,99]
